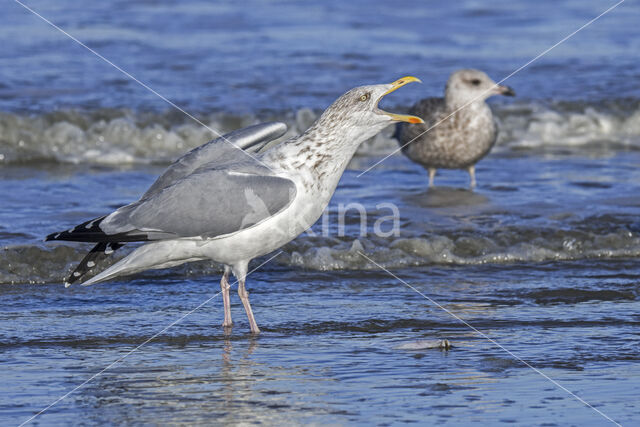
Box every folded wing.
[142,122,287,199]
[100,164,296,240]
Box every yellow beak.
[379,76,425,124]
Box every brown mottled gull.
[46,77,424,334]
[395,69,514,188]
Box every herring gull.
[46,77,424,334]
[395,69,514,188]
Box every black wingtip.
[65,242,125,285]
[45,216,108,243]
[46,215,148,243]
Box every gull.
[46,77,424,334]
[395,69,515,188]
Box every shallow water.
[2,0,640,425]
[3,151,640,425]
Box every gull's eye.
[359,93,370,102]
[470,79,481,86]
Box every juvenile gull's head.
[445,69,515,108]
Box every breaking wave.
[1,99,640,165]
[280,226,640,271]
[3,226,638,284]
[495,98,640,150]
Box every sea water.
[1,1,639,425]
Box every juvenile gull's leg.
[428,168,437,187]
[220,266,233,328]
[467,165,476,189]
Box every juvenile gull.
[46,77,424,334]
[395,69,514,188]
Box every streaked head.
[445,69,515,107]
[319,76,425,138]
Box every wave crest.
[2,100,640,164]
[3,225,637,284]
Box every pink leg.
[220,267,232,328]
[468,165,476,188]
[428,168,436,187]
[238,278,260,334]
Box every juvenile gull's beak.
[495,84,516,97]
[377,76,425,124]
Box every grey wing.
[142,122,287,199]
[395,98,446,144]
[101,166,296,239]
[409,97,446,124]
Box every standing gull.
[46,77,424,334]
[395,69,515,188]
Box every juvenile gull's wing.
[142,122,287,199]
[101,164,296,239]
[395,97,445,144]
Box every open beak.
[377,76,425,124]
[495,84,515,97]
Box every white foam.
[0,102,639,165]
[279,228,640,271]
[395,340,452,350]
